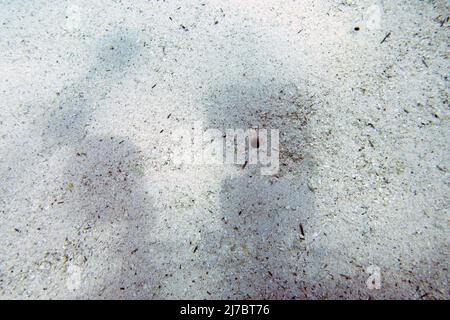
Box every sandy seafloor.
[0,0,448,299]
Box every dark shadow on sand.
[43,29,157,298]
[201,79,318,299]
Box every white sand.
[0,0,448,299]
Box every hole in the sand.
[250,136,260,149]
